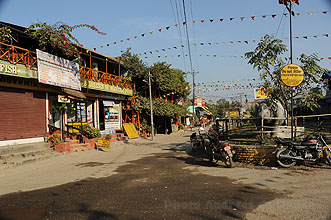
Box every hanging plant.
[25,21,106,62]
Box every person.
[201,117,206,128]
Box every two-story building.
[0,21,133,146]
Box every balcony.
[0,42,132,93]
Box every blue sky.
[1,0,331,102]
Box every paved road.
[0,131,330,220]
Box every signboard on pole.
[281,64,304,87]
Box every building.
[0,21,133,146]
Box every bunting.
[90,10,328,50]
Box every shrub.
[82,125,101,139]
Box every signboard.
[81,78,133,96]
[0,60,37,79]
[37,49,81,90]
[58,95,70,103]
[281,64,304,87]
[254,88,268,100]
[229,111,239,118]
[104,103,121,131]
[123,123,139,139]
[96,139,110,149]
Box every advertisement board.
[37,49,81,90]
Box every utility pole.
[289,0,294,140]
[192,70,195,125]
[148,70,154,141]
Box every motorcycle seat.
[274,138,301,146]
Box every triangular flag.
[149,51,152,54]
[106,44,109,46]
[93,48,96,50]
[193,43,197,46]
[181,45,184,47]
[208,42,211,45]
[303,36,308,39]
[149,31,153,34]
[86,49,89,53]
[193,21,196,24]
[158,56,160,58]
[156,50,159,52]
[101,45,103,48]
[141,33,145,37]
[272,14,277,18]
[175,24,178,27]
[313,35,318,38]
[183,21,186,25]
[174,46,177,49]
[308,12,313,15]
[238,41,242,43]
[262,15,267,18]
[323,34,329,37]
[230,41,234,43]
[251,16,255,20]
[178,55,181,57]
[230,17,234,21]
[166,26,170,30]
[201,20,205,23]
[162,48,165,51]
[134,36,138,38]
[220,18,224,22]
[113,42,117,44]
[296,13,301,16]
[244,41,248,44]
[127,38,130,41]
[240,17,245,21]
[323,11,328,14]
[120,40,124,42]
[200,43,204,45]
[210,19,214,22]
[158,29,162,32]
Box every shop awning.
[62,88,86,99]
[187,106,212,115]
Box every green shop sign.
[0,60,37,79]
[81,78,133,96]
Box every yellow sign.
[96,139,110,149]
[281,64,304,87]
[123,123,139,139]
[229,111,239,118]
[254,88,268,100]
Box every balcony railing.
[0,42,132,90]
[0,42,37,68]
[80,66,132,89]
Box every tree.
[245,34,325,113]
[25,22,106,62]
[0,27,12,43]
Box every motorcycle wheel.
[276,148,297,168]
[323,148,331,165]
[224,153,233,168]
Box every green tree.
[245,34,325,112]
[0,27,12,43]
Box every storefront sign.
[104,103,121,131]
[0,60,37,79]
[37,49,81,90]
[58,95,70,103]
[281,64,304,87]
[81,78,133,96]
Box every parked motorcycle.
[190,127,207,152]
[206,131,234,168]
[274,134,331,168]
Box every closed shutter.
[0,87,46,141]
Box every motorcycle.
[190,127,207,152]
[274,134,331,168]
[205,130,234,168]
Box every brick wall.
[231,145,276,166]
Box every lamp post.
[148,70,154,141]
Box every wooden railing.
[0,42,37,68]
[0,42,132,90]
[80,66,132,89]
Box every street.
[0,131,331,220]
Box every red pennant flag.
[329,57,331,60]
[323,11,328,14]
[208,43,211,45]
[113,42,117,44]
[292,0,299,5]
[323,34,329,37]
[183,21,186,25]
[149,51,152,54]
[244,41,248,44]
[220,18,224,22]
[238,41,242,43]
[181,45,184,47]
[93,48,96,50]
[272,14,277,18]
[127,38,130,41]
[251,16,255,20]
[158,29,162,32]
[185,54,188,56]
[201,20,205,23]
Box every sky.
[1,0,331,103]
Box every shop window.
[68,102,87,123]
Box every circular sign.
[281,64,304,87]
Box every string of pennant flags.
[136,33,329,58]
[89,10,328,51]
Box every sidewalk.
[0,131,190,196]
